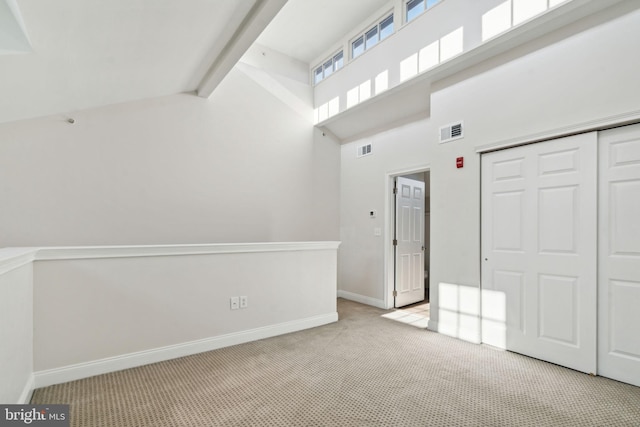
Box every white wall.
[0,243,339,395]
[0,49,340,247]
[0,251,34,403]
[0,35,341,399]
[340,120,430,307]
[314,0,503,110]
[338,3,640,341]
[31,243,339,386]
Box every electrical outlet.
[230,297,239,310]
[240,296,248,309]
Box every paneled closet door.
[481,132,597,374]
[598,124,640,387]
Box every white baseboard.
[34,312,338,389]
[427,319,438,332]
[337,290,386,309]
[18,374,34,404]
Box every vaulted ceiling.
[257,0,390,64]
[0,0,390,124]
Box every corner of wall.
[18,374,35,404]
[337,290,386,309]
[0,255,35,404]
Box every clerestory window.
[406,0,440,23]
[352,13,394,59]
[313,50,344,84]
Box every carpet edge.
[33,312,339,389]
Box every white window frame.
[351,12,395,60]
[313,50,344,85]
[406,0,441,23]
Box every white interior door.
[395,176,425,308]
[598,124,640,387]
[481,133,597,374]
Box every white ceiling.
[257,0,391,64]
[0,0,279,124]
[0,0,389,124]
[0,0,31,54]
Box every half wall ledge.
[0,241,340,401]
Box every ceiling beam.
[196,0,287,98]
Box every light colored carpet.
[32,299,640,426]
[382,302,430,328]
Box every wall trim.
[33,312,338,388]
[476,109,640,154]
[32,241,340,262]
[0,248,36,275]
[338,290,386,309]
[1,243,341,270]
[18,374,34,404]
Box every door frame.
[383,164,430,310]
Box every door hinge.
[393,290,398,297]
[393,239,398,246]
[393,187,397,194]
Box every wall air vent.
[357,143,372,158]
[439,121,464,143]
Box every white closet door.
[598,124,640,387]
[481,132,597,374]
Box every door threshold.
[382,302,430,329]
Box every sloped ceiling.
[0,0,31,54]
[257,0,390,64]
[0,0,391,125]
[0,0,284,124]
